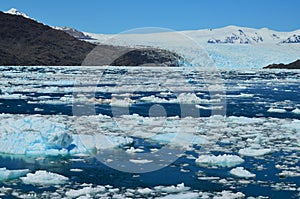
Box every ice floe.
[195,154,244,168]
[238,148,272,157]
[21,170,68,185]
[230,167,256,178]
[267,108,287,113]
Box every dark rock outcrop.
[264,60,300,69]
[110,48,182,66]
[0,11,96,66]
[0,11,182,66]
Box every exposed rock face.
[264,60,300,69]
[110,48,182,66]
[282,35,300,43]
[0,11,95,66]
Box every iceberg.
[195,154,244,167]
[0,168,30,181]
[21,170,68,185]
[157,192,199,199]
[230,167,256,178]
[0,115,133,156]
[0,116,73,155]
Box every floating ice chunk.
[70,169,83,172]
[157,192,199,199]
[213,191,245,199]
[226,93,254,98]
[126,147,144,153]
[21,170,68,185]
[154,183,190,193]
[176,93,202,104]
[140,95,170,103]
[267,108,286,113]
[196,154,244,167]
[292,108,300,114]
[137,188,153,195]
[238,148,272,157]
[34,108,44,112]
[129,159,153,164]
[230,167,256,178]
[278,170,300,178]
[0,168,30,181]
[140,93,202,104]
[195,105,224,110]
[109,97,135,107]
[65,186,106,198]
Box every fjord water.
[0,66,299,198]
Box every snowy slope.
[83,26,300,69]
[5,8,34,20]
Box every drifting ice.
[21,170,69,185]
[230,167,256,178]
[195,154,244,167]
[0,168,30,181]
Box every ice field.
[0,66,299,198]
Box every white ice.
[230,167,256,178]
[267,108,287,113]
[195,154,244,168]
[21,170,68,185]
[238,148,272,157]
[0,168,30,181]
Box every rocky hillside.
[264,60,300,69]
[0,10,182,66]
[0,11,96,66]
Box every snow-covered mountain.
[85,25,300,45]
[4,8,91,40]
[5,8,34,20]
[3,8,300,69]
[52,26,93,40]
[83,26,300,69]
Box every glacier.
[84,26,300,69]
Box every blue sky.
[1,0,299,33]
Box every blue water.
[0,67,299,198]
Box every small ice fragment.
[267,108,286,113]
[238,148,272,157]
[70,169,83,172]
[230,167,256,178]
[126,147,144,153]
[129,159,153,164]
[137,188,152,195]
